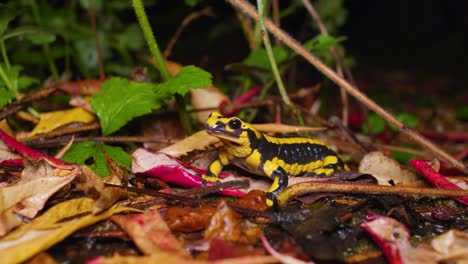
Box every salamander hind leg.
[263,160,289,207]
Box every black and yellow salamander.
[203,112,348,206]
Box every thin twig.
[277,181,468,206]
[25,135,178,148]
[226,0,468,173]
[302,0,349,126]
[164,7,213,58]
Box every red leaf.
[410,159,468,205]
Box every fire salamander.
[204,112,348,206]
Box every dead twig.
[277,181,468,206]
[87,2,105,79]
[163,6,214,58]
[226,0,468,173]
[26,135,178,148]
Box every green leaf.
[91,77,159,135]
[314,0,348,34]
[303,34,344,51]
[153,65,212,96]
[0,64,21,92]
[103,144,131,170]
[0,4,18,36]
[243,46,289,69]
[0,89,14,108]
[455,105,468,121]
[390,112,419,131]
[61,141,131,177]
[3,26,56,45]
[361,113,386,134]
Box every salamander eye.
[228,118,241,129]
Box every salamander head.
[204,112,261,146]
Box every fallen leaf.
[111,210,190,257]
[0,119,13,136]
[0,198,136,264]
[411,159,468,205]
[0,162,78,220]
[191,86,229,123]
[359,151,426,186]
[165,205,217,232]
[26,107,96,137]
[131,149,248,197]
[0,129,73,169]
[77,165,128,214]
[431,230,468,263]
[361,214,440,264]
[204,201,262,245]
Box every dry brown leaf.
[111,210,190,257]
[431,230,468,263]
[0,197,136,264]
[359,151,427,186]
[0,162,78,220]
[191,86,229,123]
[77,165,128,214]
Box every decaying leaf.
[0,161,78,235]
[112,210,190,257]
[204,201,262,245]
[0,197,136,264]
[165,205,217,232]
[411,159,468,205]
[261,235,313,264]
[131,148,249,197]
[359,151,426,186]
[77,165,128,214]
[25,107,96,137]
[431,230,468,263]
[361,214,440,264]
[0,129,73,169]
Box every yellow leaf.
[0,197,136,264]
[28,108,96,137]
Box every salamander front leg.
[203,151,229,185]
[263,161,289,207]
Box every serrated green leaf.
[0,89,14,107]
[61,141,131,177]
[243,46,289,69]
[361,113,386,134]
[103,145,131,170]
[91,77,159,135]
[153,65,212,96]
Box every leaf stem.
[131,0,192,134]
[227,0,467,173]
[0,64,13,92]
